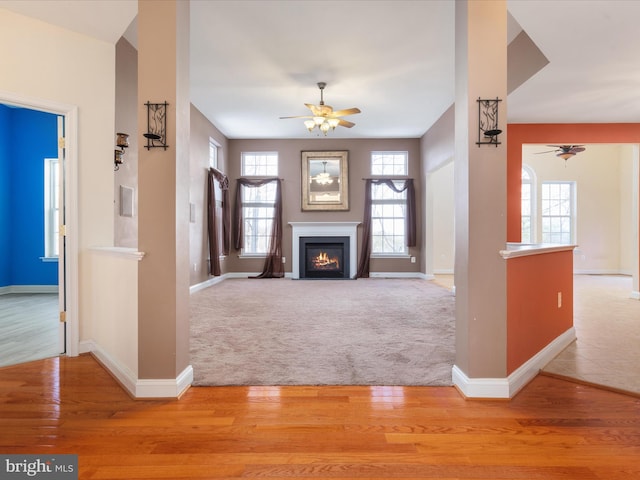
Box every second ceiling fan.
[280,82,361,135]
[536,145,586,163]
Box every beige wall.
[189,105,229,284]
[225,138,423,276]
[0,8,118,355]
[115,37,139,248]
[430,161,455,274]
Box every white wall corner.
[452,326,577,399]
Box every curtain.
[207,168,230,276]
[233,177,284,278]
[356,178,416,278]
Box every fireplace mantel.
[289,222,360,279]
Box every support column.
[137,0,191,393]
[453,1,509,397]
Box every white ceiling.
[1,0,639,140]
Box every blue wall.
[1,106,58,287]
[0,106,9,287]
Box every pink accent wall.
[506,250,574,374]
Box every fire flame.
[313,251,340,269]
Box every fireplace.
[300,237,349,279]
[289,222,359,280]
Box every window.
[541,181,575,244]
[371,151,408,176]
[209,138,219,169]
[521,165,535,243]
[370,152,409,255]
[241,152,278,176]
[240,153,278,255]
[44,158,59,258]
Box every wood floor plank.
[1,354,639,480]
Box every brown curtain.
[207,168,230,276]
[356,178,416,278]
[233,177,284,278]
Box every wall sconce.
[476,97,502,147]
[143,101,169,150]
[114,132,129,171]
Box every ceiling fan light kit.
[281,82,361,136]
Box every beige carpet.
[543,274,640,395]
[190,278,456,386]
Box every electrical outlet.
[282,256,286,264]
[410,256,416,263]
[557,292,562,308]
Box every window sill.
[40,257,59,263]
[371,254,410,259]
[238,254,267,259]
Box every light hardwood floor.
[0,355,638,479]
[0,293,59,368]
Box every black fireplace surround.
[299,236,350,279]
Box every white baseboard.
[83,340,193,399]
[433,269,454,275]
[573,269,629,275]
[452,327,577,399]
[0,285,59,295]
[631,291,640,300]
[369,272,426,279]
[190,272,432,283]
[190,274,228,294]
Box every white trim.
[631,291,640,300]
[0,285,59,294]
[135,366,193,399]
[368,272,426,279]
[88,246,146,261]
[40,257,59,263]
[452,327,576,398]
[500,243,576,259]
[289,222,360,279]
[189,274,227,294]
[88,341,193,399]
[507,327,576,397]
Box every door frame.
[1,89,79,357]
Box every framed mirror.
[301,151,349,211]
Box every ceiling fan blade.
[338,119,355,128]
[571,147,586,153]
[305,103,321,116]
[535,149,560,154]
[331,107,361,117]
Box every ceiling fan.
[536,145,586,162]
[280,82,361,135]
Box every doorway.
[0,93,79,365]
